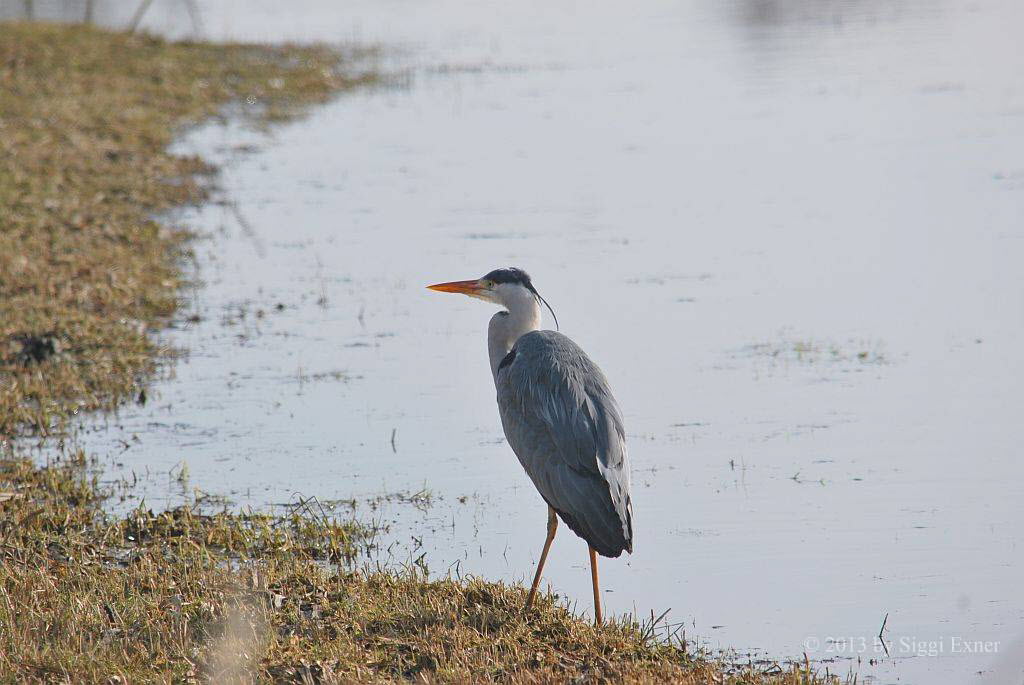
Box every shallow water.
[38,0,1024,682]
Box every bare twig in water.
[878,612,890,656]
[315,256,328,308]
[227,201,266,258]
[128,0,154,32]
[130,0,202,36]
[183,0,204,35]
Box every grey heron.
[428,267,633,624]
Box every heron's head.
[427,267,558,328]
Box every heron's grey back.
[496,330,633,557]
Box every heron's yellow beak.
[426,279,485,296]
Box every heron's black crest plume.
[537,293,559,331]
[484,267,559,331]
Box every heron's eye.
[484,280,494,288]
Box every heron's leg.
[589,546,603,625]
[524,506,558,610]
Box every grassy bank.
[0,455,838,683]
[0,23,837,683]
[0,22,370,437]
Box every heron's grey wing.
[496,330,633,557]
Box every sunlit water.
[26,1,1024,682]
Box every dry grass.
[0,23,839,684]
[0,454,839,684]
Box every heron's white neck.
[487,289,541,380]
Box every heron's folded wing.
[496,330,632,556]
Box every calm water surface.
[38,1,1024,683]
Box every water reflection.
[1,0,202,37]
[733,0,932,28]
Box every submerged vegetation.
[0,23,837,683]
[739,336,888,369]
